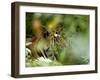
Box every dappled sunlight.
[26,12,89,67]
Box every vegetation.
[26,12,89,67]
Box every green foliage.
[26,13,89,67]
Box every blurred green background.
[26,12,89,67]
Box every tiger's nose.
[54,33,60,37]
